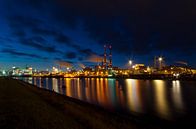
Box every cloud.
[31,28,58,36]
[0,36,13,43]
[55,60,73,68]
[54,33,81,50]
[78,63,86,68]
[85,54,103,63]
[65,52,76,59]
[5,3,100,60]
[53,0,196,56]
[79,48,97,56]
[12,30,26,37]
[7,14,87,54]
[3,0,196,67]
[55,34,71,43]
[7,15,42,30]
[20,37,58,53]
[1,48,48,60]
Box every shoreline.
[0,77,155,129]
[16,79,170,128]
[10,74,196,81]
[1,77,195,129]
[15,78,196,128]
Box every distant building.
[23,67,33,76]
[52,67,59,75]
[132,64,146,74]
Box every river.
[19,77,196,124]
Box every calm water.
[20,77,196,122]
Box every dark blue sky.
[0,0,196,70]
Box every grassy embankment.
[0,77,158,129]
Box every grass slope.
[0,78,157,129]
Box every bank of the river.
[10,73,196,81]
[0,77,194,129]
[0,77,155,129]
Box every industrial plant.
[1,45,196,80]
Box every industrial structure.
[154,56,164,70]
[101,44,112,70]
[1,45,196,80]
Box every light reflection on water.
[153,80,170,118]
[172,81,184,112]
[126,79,143,113]
[20,77,196,121]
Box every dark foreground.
[0,77,193,129]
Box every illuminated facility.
[1,45,195,79]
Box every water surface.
[20,77,196,122]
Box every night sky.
[0,0,196,70]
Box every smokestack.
[103,45,107,69]
[109,45,112,68]
[154,56,157,68]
